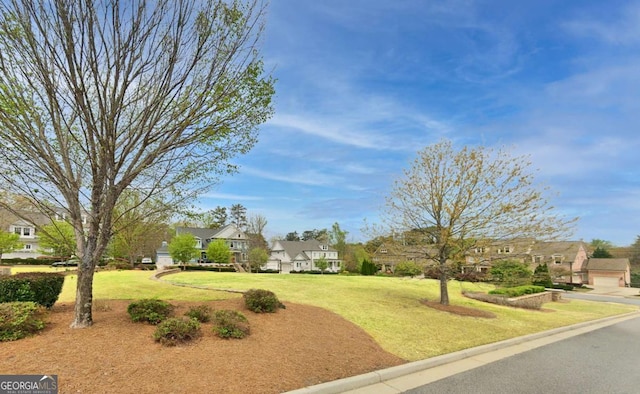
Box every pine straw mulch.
[0,298,406,394]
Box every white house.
[1,210,51,259]
[155,223,248,269]
[265,239,341,273]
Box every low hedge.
[0,257,57,266]
[0,272,65,308]
[289,270,339,275]
[170,264,237,272]
[489,285,546,298]
[0,301,46,341]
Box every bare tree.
[109,189,173,265]
[378,139,575,305]
[246,213,267,236]
[0,0,274,327]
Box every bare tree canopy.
[379,139,575,305]
[0,0,274,327]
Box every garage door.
[593,276,619,287]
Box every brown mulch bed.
[420,299,497,318]
[0,299,405,394]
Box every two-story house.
[0,210,51,259]
[266,239,341,273]
[155,223,248,269]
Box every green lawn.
[9,267,638,361]
[164,272,638,361]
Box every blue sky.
[199,0,640,246]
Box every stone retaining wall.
[464,290,555,310]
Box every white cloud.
[563,2,640,45]
[199,192,264,201]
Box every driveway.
[583,286,639,297]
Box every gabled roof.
[584,258,630,271]
[175,224,246,248]
[274,240,336,259]
[529,241,586,256]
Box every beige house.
[583,258,631,287]
[372,238,633,287]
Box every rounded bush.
[153,317,201,346]
[213,310,250,339]
[184,305,212,323]
[0,273,64,308]
[394,261,423,277]
[243,289,284,313]
[0,302,46,341]
[127,299,174,324]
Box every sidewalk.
[286,311,640,394]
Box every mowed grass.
[164,272,638,361]
[10,266,237,302]
[10,267,638,361]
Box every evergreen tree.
[592,246,613,258]
[532,263,553,287]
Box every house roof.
[529,241,586,257]
[1,209,52,228]
[274,240,336,259]
[584,258,630,271]
[175,224,246,248]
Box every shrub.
[184,305,212,323]
[0,273,65,308]
[454,271,487,283]
[127,299,174,324]
[107,261,131,270]
[0,302,46,341]
[212,310,250,339]
[532,263,553,288]
[394,261,423,277]
[424,266,441,280]
[360,259,377,275]
[551,284,574,291]
[489,259,532,287]
[243,289,284,313]
[489,285,546,298]
[153,317,201,346]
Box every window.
[475,247,485,254]
[23,228,30,236]
[320,244,328,251]
[380,248,387,254]
[534,256,543,264]
[24,244,32,250]
[553,255,563,265]
[14,227,22,235]
[497,246,511,254]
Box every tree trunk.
[71,263,96,328]
[439,260,450,305]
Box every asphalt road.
[405,299,640,394]
[563,292,640,306]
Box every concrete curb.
[286,310,640,394]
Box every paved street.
[404,316,640,394]
[404,297,640,394]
